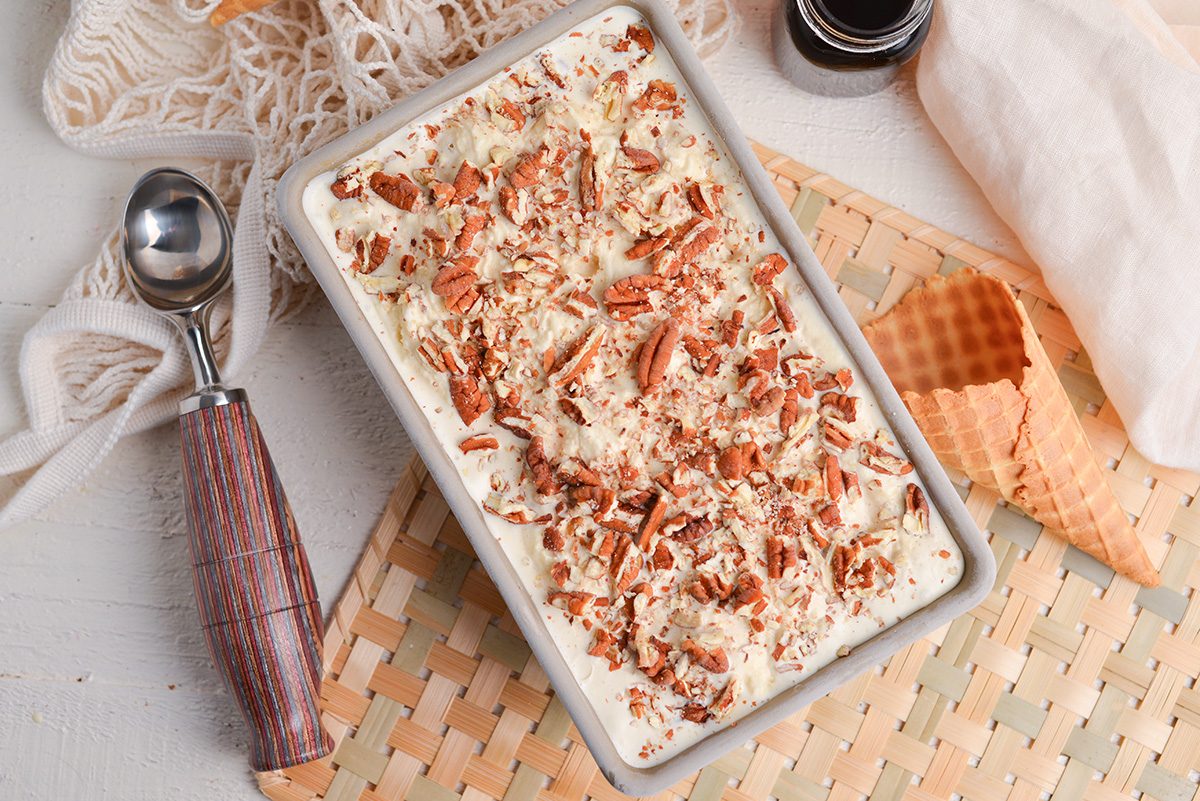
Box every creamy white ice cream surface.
[302,5,962,766]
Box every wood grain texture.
[180,401,334,771]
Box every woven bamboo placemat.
[258,142,1200,801]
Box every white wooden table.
[0,1,1028,798]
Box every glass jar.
[772,0,934,97]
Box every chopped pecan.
[683,640,729,673]
[618,146,660,174]
[769,287,797,333]
[543,526,565,552]
[733,573,765,610]
[453,161,482,198]
[625,236,669,260]
[609,535,644,594]
[368,171,423,212]
[362,234,390,274]
[548,590,595,616]
[571,485,617,515]
[812,371,840,391]
[539,52,568,89]
[431,180,455,209]
[673,514,714,544]
[637,317,679,393]
[836,368,854,391]
[752,385,787,418]
[578,144,603,212]
[459,435,498,453]
[817,502,842,528]
[795,371,814,399]
[604,274,666,320]
[681,704,711,723]
[652,539,674,571]
[720,310,744,347]
[637,494,668,550]
[632,79,677,113]
[494,405,533,439]
[455,214,487,251]
[448,374,490,425]
[588,629,614,658]
[627,24,655,52]
[753,254,788,286]
[780,388,800,435]
[717,446,744,480]
[823,420,853,450]
[820,392,857,423]
[832,545,853,591]
[496,98,525,132]
[526,436,558,496]
[906,482,929,529]
[431,255,478,298]
[498,185,528,225]
[824,450,844,502]
[423,228,449,258]
[686,183,714,219]
[509,146,549,189]
[398,254,416,275]
[549,325,606,386]
[652,224,719,278]
[861,442,914,476]
[558,459,602,487]
[768,536,798,579]
[330,175,361,200]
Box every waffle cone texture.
[863,269,1159,587]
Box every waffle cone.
[863,269,1159,587]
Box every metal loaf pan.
[278,0,996,793]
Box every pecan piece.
[769,287,798,333]
[453,161,482,198]
[637,494,669,550]
[459,435,498,453]
[652,539,674,571]
[609,535,644,594]
[753,254,788,286]
[548,590,595,616]
[578,144,603,213]
[549,325,606,386]
[330,175,361,200]
[455,214,487,251]
[604,274,666,320]
[637,317,679,392]
[683,640,729,673]
[363,234,390,274]
[431,180,455,209]
[431,255,478,298]
[717,446,744,480]
[571,485,617,515]
[627,24,655,52]
[823,420,853,450]
[496,98,525,132]
[681,704,711,723]
[686,183,714,219]
[780,388,800,435]
[509,146,549,189]
[768,535,798,579]
[368,171,423,212]
[625,236,669,260]
[861,442,914,476]
[448,374,490,425]
[673,514,714,544]
[498,185,528,225]
[632,79,677,113]
[526,436,558,496]
[832,545,853,591]
[653,224,719,278]
[821,392,857,423]
[824,450,844,502]
[494,405,533,440]
[905,482,930,530]
[588,628,614,658]
[752,385,787,418]
[618,146,660,174]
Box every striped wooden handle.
[179,400,333,771]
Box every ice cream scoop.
[121,167,332,770]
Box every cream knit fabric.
[0,0,738,529]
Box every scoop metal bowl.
[121,168,332,771]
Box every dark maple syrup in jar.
[772,0,934,96]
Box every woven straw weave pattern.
[258,142,1200,801]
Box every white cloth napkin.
[915,0,1200,472]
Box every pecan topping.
[769,287,797,333]
[686,183,714,219]
[496,98,525,132]
[431,255,479,313]
[549,325,606,386]
[498,185,528,225]
[832,545,853,591]
[542,526,565,553]
[752,385,787,418]
[632,79,677,113]
[637,317,679,392]
[368,171,423,212]
[625,236,669,260]
[331,175,361,200]
[548,590,595,616]
[824,450,844,502]
[453,161,482,198]
[820,392,857,422]
[753,254,788,286]
[780,388,800,435]
[526,436,559,496]
[459,435,498,453]
[455,214,487,251]
[637,494,668,550]
[683,640,729,673]
[823,420,853,450]
[652,539,674,571]
[609,535,644,594]
[363,234,390,274]
[717,446,744,480]
[627,24,655,53]
[767,535,798,579]
[861,442,914,476]
[572,485,617,515]
[681,704,711,723]
[618,145,660,174]
[509,146,549,189]
[653,223,719,278]
[431,180,455,209]
[795,371,815,399]
[494,405,533,440]
[673,514,714,543]
[605,274,666,320]
[448,374,490,425]
[906,482,929,529]
[579,144,603,212]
